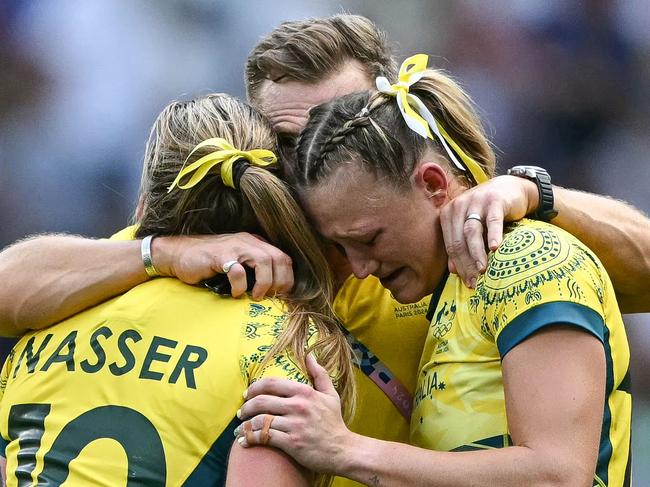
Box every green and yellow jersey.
[0,278,312,486]
[332,276,430,487]
[411,219,631,486]
[112,226,433,487]
[103,226,431,487]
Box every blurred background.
[1,0,648,479]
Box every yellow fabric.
[0,277,312,485]
[411,220,630,486]
[375,54,488,184]
[110,225,137,240]
[331,275,430,487]
[168,137,276,191]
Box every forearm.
[551,187,650,312]
[340,434,590,487]
[0,235,147,335]
[226,443,311,487]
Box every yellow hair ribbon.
[375,54,488,184]
[167,138,277,192]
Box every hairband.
[375,54,488,184]
[167,137,277,192]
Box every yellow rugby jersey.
[114,226,431,487]
[0,278,312,486]
[333,275,430,487]
[412,220,631,487]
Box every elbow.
[0,249,32,336]
[535,457,595,487]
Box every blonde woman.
[238,56,631,487]
[0,94,353,486]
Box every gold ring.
[260,414,275,445]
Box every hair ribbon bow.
[168,137,277,192]
[376,54,487,184]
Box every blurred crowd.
[1,0,648,480]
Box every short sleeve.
[476,221,607,358]
[239,302,315,386]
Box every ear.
[412,162,449,207]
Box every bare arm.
[552,187,650,313]
[0,235,146,336]
[226,442,311,487]
[239,329,604,486]
[440,175,650,312]
[0,233,294,336]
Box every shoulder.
[238,299,312,386]
[476,220,608,355]
[238,298,290,347]
[482,219,605,296]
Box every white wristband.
[141,235,160,278]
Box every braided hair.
[295,69,496,191]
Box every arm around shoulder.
[552,187,650,313]
[0,234,146,335]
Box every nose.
[346,248,379,280]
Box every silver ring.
[221,260,239,273]
[465,213,483,224]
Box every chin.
[389,285,428,304]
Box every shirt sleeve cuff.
[496,301,605,359]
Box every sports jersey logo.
[431,301,456,339]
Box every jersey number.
[7,403,166,486]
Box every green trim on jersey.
[412,220,631,486]
[496,301,605,358]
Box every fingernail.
[237,436,246,447]
[490,239,498,249]
[475,261,484,272]
[233,425,241,437]
[236,408,242,419]
[242,388,248,400]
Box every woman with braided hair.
[237,56,631,486]
[0,93,354,487]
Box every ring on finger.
[222,260,239,274]
[465,213,483,224]
[260,414,275,445]
[243,421,254,444]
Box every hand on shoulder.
[152,233,295,300]
[440,175,538,288]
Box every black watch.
[506,165,558,222]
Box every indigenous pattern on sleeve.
[0,275,310,487]
[411,220,630,487]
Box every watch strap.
[533,171,558,221]
[507,166,558,222]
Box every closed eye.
[359,232,379,246]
